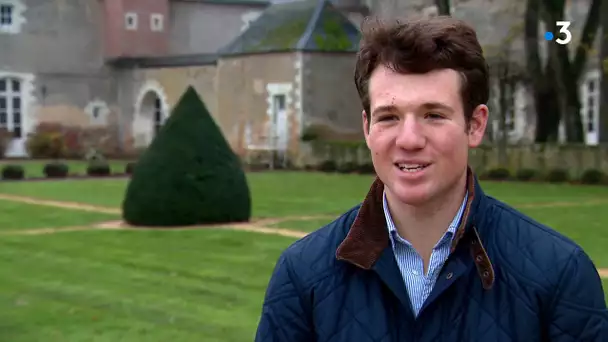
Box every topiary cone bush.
[121,86,252,227]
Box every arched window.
[153,96,163,134]
[140,90,165,136]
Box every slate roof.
[173,0,270,6]
[218,0,361,56]
[106,54,218,69]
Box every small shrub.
[81,124,122,159]
[43,162,69,178]
[485,167,510,180]
[319,160,337,172]
[337,162,357,174]
[25,123,67,158]
[0,128,12,159]
[1,164,24,180]
[87,160,111,176]
[580,169,605,185]
[545,168,569,183]
[358,162,375,174]
[125,162,136,175]
[515,168,538,181]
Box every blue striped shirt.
[382,191,468,316]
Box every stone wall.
[296,141,608,177]
[121,64,217,148]
[216,53,300,155]
[468,145,608,178]
[301,52,364,141]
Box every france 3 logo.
[544,21,572,45]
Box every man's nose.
[395,116,426,150]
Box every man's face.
[363,65,488,206]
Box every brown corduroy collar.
[335,167,495,290]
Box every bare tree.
[435,0,451,15]
[526,0,601,143]
[486,21,527,165]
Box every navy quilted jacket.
[255,170,608,341]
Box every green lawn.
[0,200,118,231]
[0,172,607,341]
[0,229,290,342]
[1,171,606,214]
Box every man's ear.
[468,104,489,148]
[362,110,371,148]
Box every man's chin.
[386,183,432,207]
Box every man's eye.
[378,115,397,121]
[426,113,444,119]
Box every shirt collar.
[382,190,469,248]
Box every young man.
[255,16,608,341]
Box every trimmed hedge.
[545,168,569,183]
[86,160,111,176]
[121,86,252,226]
[484,168,510,180]
[43,162,69,178]
[1,164,24,180]
[580,169,605,185]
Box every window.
[505,83,516,132]
[578,70,600,145]
[0,77,23,138]
[150,13,163,32]
[85,100,109,125]
[91,106,101,119]
[153,97,163,134]
[585,79,597,133]
[273,94,285,111]
[0,0,26,34]
[0,4,13,27]
[125,12,137,30]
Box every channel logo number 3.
[556,21,572,45]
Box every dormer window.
[0,1,25,34]
[125,12,137,31]
[0,4,13,27]
[150,13,163,32]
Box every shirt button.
[411,269,419,275]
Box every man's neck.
[385,172,468,267]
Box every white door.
[0,77,25,157]
[272,94,288,150]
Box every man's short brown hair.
[354,16,489,125]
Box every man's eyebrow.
[421,102,454,112]
[372,102,454,115]
[371,105,398,116]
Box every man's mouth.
[395,163,430,173]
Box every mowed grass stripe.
[0,179,128,207]
[0,201,118,231]
[0,229,292,341]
